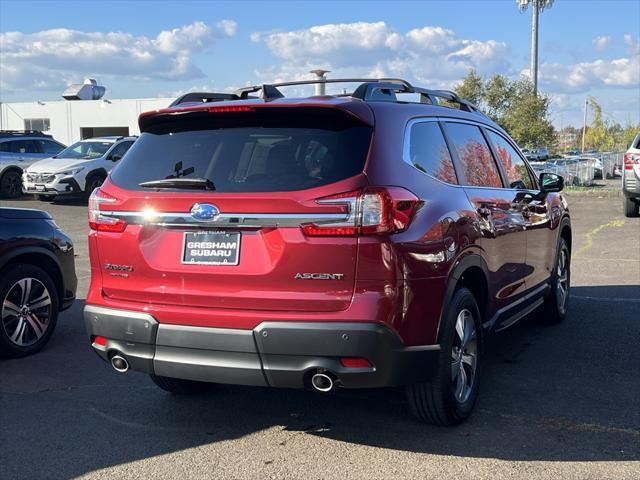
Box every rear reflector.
[93,335,107,347]
[340,357,373,368]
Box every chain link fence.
[530,152,624,187]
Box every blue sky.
[1,0,638,127]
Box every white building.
[0,97,174,146]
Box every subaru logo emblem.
[190,203,219,221]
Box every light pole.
[518,0,554,95]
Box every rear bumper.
[84,305,440,389]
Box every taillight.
[88,188,127,233]
[301,187,420,237]
[624,153,640,170]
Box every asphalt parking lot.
[1,191,639,480]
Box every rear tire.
[149,374,212,394]
[623,197,639,218]
[0,170,23,198]
[406,287,482,426]
[540,237,570,324]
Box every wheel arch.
[437,254,491,341]
[84,168,108,190]
[0,247,64,311]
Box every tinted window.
[111,111,372,193]
[487,131,533,189]
[9,140,39,154]
[108,141,134,160]
[36,140,65,155]
[444,123,502,188]
[408,122,457,184]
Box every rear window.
[110,108,372,192]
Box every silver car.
[0,131,66,198]
[623,133,640,217]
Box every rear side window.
[107,141,134,160]
[486,131,533,189]
[9,140,39,154]
[444,123,503,188]
[111,108,372,192]
[408,122,457,184]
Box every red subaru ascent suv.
[84,79,571,425]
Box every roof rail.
[0,130,51,138]
[168,78,488,119]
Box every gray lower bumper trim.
[84,305,440,389]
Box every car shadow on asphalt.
[1,285,638,478]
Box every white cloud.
[624,34,640,55]
[0,21,236,93]
[251,22,509,88]
[535,56,640,92]
[592,35,612,52]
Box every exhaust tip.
[311,372,334,392]
[111,354,129,373]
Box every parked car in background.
[84,78,572,426]
[23,136,136,201]
[530,161,577,186]
[536,147,549,161]
[0,208,76,357]
[622,133,640,217]
[0,131,66,198]
[552,158,594,185]
[579,155,604,179]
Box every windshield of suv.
[110,108,372,192]
[55,141,113,159]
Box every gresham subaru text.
[84,79,571,426]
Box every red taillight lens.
[301,187,419,237]
[624,153,640,170]
[88,188,127,233]
[340,357,373,368]
[93,335,107,347]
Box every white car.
[23,136,136,200]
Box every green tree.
[454,71,555,148]
[584,96,609,151]
[455,69,484,107]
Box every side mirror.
[110,154,122,162]
[539,172,564,192]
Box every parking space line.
[573,219,626,259]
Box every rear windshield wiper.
[138,177,216,190]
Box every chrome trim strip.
[98,210,351,228]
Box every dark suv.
[84,79,571,425]
[0,208,76,357]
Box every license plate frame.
[181,231,241,266]
[35,184,46,192]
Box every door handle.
[477,207,491,218]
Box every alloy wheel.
[1,278,52,347]
[556,248,569,314]
[451,309,478,404]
